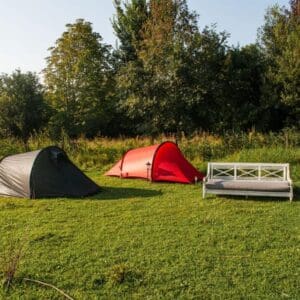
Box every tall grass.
[0,130,299,178]
[0,234,27,291]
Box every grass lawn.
[0,173,299,299]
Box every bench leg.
[202,185,206,199]
[289,186,293,202]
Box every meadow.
[0,132,299,299]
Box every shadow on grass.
[212,190,299,202]
[218,195,296,202]
[293,186,300,201]
[91,186,162,200]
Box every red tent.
[105,141,204,184]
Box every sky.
[0,0,290,75]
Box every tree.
[132,0,179,135]
[180,25,229,132]
[112,0,148,63]
[117,0,203,136]
[111,0,299,135]
[0,70,48,144]
[111,0,149,135]
[43,19,114,137]
[258,3,300,127]
[219,44,283,131]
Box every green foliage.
[221,45,266,130]
[0,71,49,143]
[43,19,114,138]
[112,0,150,135]
[277,20,300,109]
[114,0,287,134]
[117,0,206,135]
[112,0,148,62]
[113,0,299,134]
[181,25,228,132]
[258,3,300,127]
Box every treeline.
[0,0,299,142]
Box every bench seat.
[206,179,290,192]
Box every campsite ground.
[0,173,299,299]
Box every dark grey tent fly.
[0,146,100,198]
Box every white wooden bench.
[203,163,293,201]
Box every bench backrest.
[207,163,290,181]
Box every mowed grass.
[0,173,299,299]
